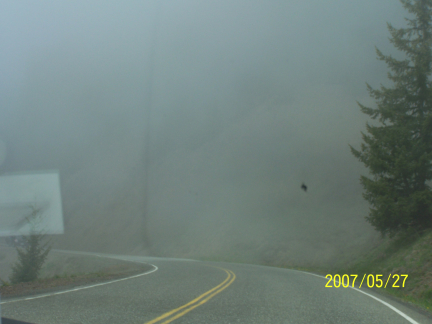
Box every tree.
[350,0,432,238]
[9,204,52,284]
[9,234,51,284]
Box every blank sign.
[0,171,64,236]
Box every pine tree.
[350,0,432,238]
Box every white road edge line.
[0,262,158,305]
[302,271,420,324]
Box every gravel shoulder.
[0,246,153,299]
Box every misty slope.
[146,84,380,267]
[44,84,379,268]
[336,229,432,313]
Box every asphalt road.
[2,251,432,324]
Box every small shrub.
[0,277,10,287]
[9,234,51,284]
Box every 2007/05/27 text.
[325,274,408,289]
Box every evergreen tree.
[350,0,432,238]
[9,234,51,284]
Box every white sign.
[0,171,64,236]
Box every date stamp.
[325,274,408,288]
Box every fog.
[0,1,408,267]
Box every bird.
[301,183,307,192]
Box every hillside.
[332,229,432,314]
[48,85,380,269]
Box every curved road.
[2,251,432,324]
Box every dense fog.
[0,1,409,267]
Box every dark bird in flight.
[301,183,307,192]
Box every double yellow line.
[145,267,236,324]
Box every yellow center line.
[160,270,236,324]
[144,267,236,324]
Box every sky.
[0,0,411,266]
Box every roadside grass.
[0,271,110,287]
[0,270,126,298]
[0,248,153,299]
[326,229,432,314]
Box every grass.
[326,229,432,313]
[0,270,117,298]
[2,271,109,286]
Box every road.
[1,251,432,324]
